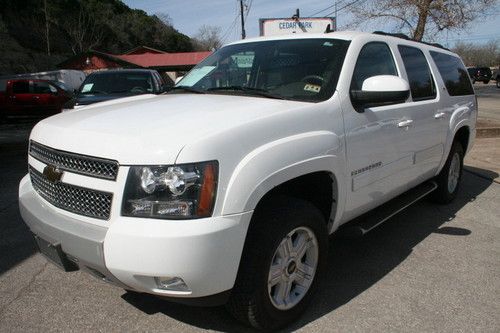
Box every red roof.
[115,52,212,68]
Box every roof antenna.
[325,24,333,33]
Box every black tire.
[483,80,490,84]
[226,196,328,330]
[471,78,476,84]
[496,79,500,88]
[431,142,464,204]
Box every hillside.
[0,0,193,75]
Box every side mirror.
[350,75,410,112]
[175,76,184,85]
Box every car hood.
[30,94,308,164]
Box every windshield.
[175,38,350,102]
[79,72,153,95]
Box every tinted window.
[351,42,398,90]
[430,51,474,96]
[79,72,154,95]
[33,81,56,94]
[177,39,350,102]
[12,81,30,94]
[0,79,6,92]
[398,45,436,101]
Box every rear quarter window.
[430,51,474,96]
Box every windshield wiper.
[168,86,205,94]
[207,86,285,100]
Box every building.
[57,46,211,84]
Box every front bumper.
[19,175,253,301]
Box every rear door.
[395,44,444,185]
[10,80,34,115]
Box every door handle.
[33,96,40,99]
[434,112,446,119]
[397,119,413,128]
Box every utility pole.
[334,1,338,30]
[43,0,50,55]
[239,0,246,39]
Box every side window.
[48,83,58,93]
[33,81,53,94]
[351,42,398,90]
[12,81,30,94]
[430,51,474,96]
[398,45,436,101]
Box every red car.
[0,79,72,121]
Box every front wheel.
[226,197,328,330]
[431,142,464,204]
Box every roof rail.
[372,31,450,51]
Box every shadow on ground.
[122,170,495,332]
[0,120,37,275]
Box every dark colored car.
[467,67,492,84]
[0,79,72,121]
[493,67,500,88]
[70,69,166,108]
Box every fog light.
[154,276,190,292]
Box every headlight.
[122,161,218,219]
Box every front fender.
[221,130,346,227]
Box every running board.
[339,181,438,238]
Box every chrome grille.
[29,141,119,180]
[29,166,113,220]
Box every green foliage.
[0,0,193,74]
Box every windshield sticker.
[81,83,94,93]
[179,66,216,86]
[304,84,321,93]
[323,42,333,47]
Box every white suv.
[19,31,476,330]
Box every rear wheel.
[431,142,464,204]
[226,197,328,330]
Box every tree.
[348,0,497,41]
[63,4,106,54]
[193,25,223,51]
[453,40,500,67]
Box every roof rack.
[372,31,450,51]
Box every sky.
[122,0,500,48]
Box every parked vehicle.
[19,31,476,330]
[467,66,492,84]
[66,69,166,109]
[0,79,72,121]
[493,67,500,88]
[0,70,85,92]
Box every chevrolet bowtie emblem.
[43,165,64,183]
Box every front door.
[340,41,416,221]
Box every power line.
[323,0,364,17]
[308,1,346,17]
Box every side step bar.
[339,181,438,237]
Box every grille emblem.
[43,165,64,184]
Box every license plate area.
[34,235,79,272]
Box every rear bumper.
[19,174,253,301]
